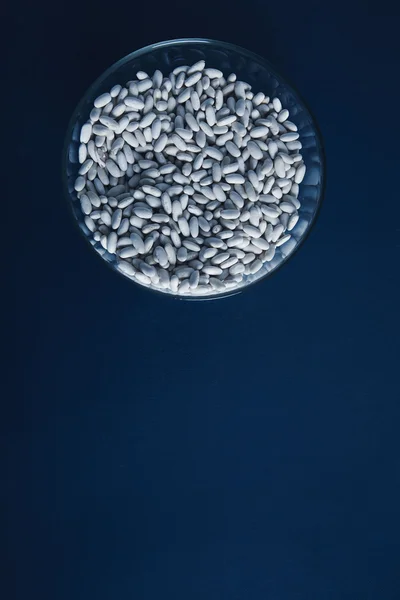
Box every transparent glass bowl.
[63,38,325,300]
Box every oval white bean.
[74,62,306,295]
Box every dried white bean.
[94,93,111,108]
[74,62,306,295]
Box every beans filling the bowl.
[75,60,306,295]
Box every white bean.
[94,93,111,108]
[74,63,306,295]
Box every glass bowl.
[63,38,325,300]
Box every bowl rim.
[62,37,326,301]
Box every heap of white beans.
[75,60,306,294]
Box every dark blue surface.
[7,1,400,598]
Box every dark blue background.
[6,0,400,598]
